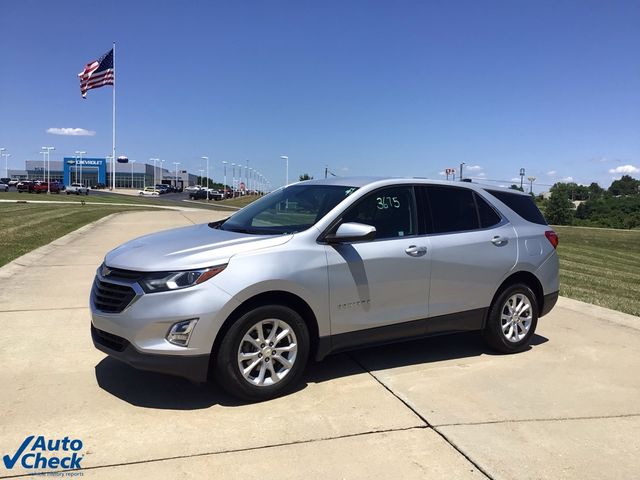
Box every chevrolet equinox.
[91,177,559,401]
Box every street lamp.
[519,168,526,190]
[231,163,237,197]
[2,152,11,179]
[280,155,289,186]
[459,162,465,181]
[0,148,8,178]
[75,151,86,186]
[173,162,180,190]
[527,176,536,194]
[42,146,55,193]
[130,160,136,189]
[201,156,209,193]
[222,161,228,198]
[150,158,159,189]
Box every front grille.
[91,325,129,352]
[103,267,143,282]
[92,278,136,313]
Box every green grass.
[555,225,640,316]
[0,203,153,267]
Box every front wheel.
[214,305,310,401]
[483,283,538,353]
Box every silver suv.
[91,177,559,401]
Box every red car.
[32,181,61,194]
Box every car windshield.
[218,184,358,235]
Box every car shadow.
[95,332,549,409]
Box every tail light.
[545,230,559,249]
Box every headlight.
[139,265,226,293]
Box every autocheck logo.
[3,435,84,471]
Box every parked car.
[0,177,11,185]
[155,184,169,194]
[208,189,224,201]
[0,182,9,192]
[17,181,34,193]
[8,179,20,187]
[32,181,61,194]
[139,187,160,196]
[66,183,89,195]
[188,188,222,201]
[185,185,202,193]
[92,183,107,189]
[91,177,560,401]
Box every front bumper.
[92,324,210,382]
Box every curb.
[557,296,640,331]
[0,213,121,280]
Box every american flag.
[78,49,114,98]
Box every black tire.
[214,305,310,402]
[483,283,538,353]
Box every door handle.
[405,245,427,257]
[491,236,508,246]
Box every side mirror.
[325,222,376,244]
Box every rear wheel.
[214,305,309,401]
[483,283,538,353]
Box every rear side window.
[485,190,547,225]
[426,186,479,233]
[475,194,502,228]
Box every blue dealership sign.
[63,157,107,186]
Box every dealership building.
[7,158,198,189]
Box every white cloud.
[475,172,486,178]
[560,176,574,182]
[546,170,556,176]
[465,165,483,171]
[438,171,446,176]
[608,164,640,175]
[510,177,521,183]
[47,127,96,136]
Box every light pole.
[222,161,228,198]
[150,158,159,189]
[520,168,526,191]
[130,160,136,189]
[527,176,536,194]
[280,155,289,186]
[173,162,180,190]
[75,151,86,186]
[41,146,55,193]
[0,148,7,178]
[201,156,209,192]
[459,162,465,181]
[2,152,11,179]
[159,159,165,186]
[198,169,204,185]
[200,156,209,189]
[232,163,237,197]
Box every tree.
[587,182,604,199]
[609,175,640,196]
[545,190,574,225]
[509,184,524,191]
[299,173,313,181]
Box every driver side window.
[341,186,416,239]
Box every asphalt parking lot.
[1,210,639,479]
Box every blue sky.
[1,0,638,191]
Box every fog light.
[166,319,198,347]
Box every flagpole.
[112,41,116,190]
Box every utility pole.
[520,168,526,191]
[281,155,289,186]
[459,162,465,181]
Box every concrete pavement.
[0,210,638,479]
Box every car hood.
[104,223,292,271]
